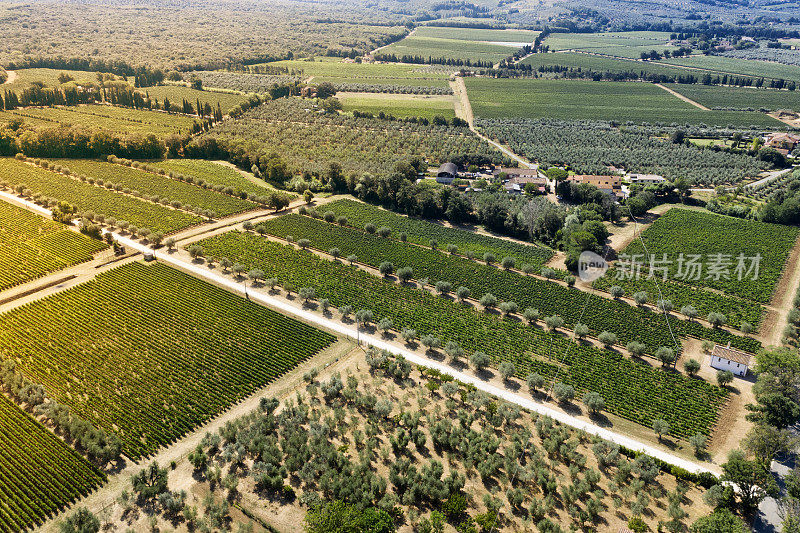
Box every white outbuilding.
[710,344,751,377]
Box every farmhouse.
[764,132,800,155]
[567,175,622,197]
[710,344,751,377]
[436,162,458,184]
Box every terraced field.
[620,208,798,304]
[0,395,106,532]
[198,230,729,439]
[0,262,336,459]
[259,214,760,354]
[3,104,197,137]
[58,159,257,217]
[0,158,202,234]
[464,78,783,127]
[0,198,107,292]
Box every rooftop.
[712,344,752,366]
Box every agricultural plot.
[4,104,197,137]
[57,159,257,217]
[201,97,504,177]
[0,262,336,458]
[0,395,106,532]
[1,67,116,91]
[477,118,770,185]
[620,208,799,304]
[266,58,452,92]
[379,26,537,64]
[661,55,800,81]
[337,92,455,119]
[0,158,201,234]
[260,214,760,354]
[198,230,728,439]
[664,84,800,112]
[542,31,679,59]
[464,78,783,128]
[149,159,284,197]
[0,198,107,292]
[136,85,252,114]
[520,52,700,78]
[321,198,554,268]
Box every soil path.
[2,70,15,85]
[762,233,800,345]
[654,83,710,110]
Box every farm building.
[764,132,800,155]
[628,173,666,185]
[504,176,548,195]
[436,162,458,184]
[710,344,751,377]
[493,166,540,179]
[566,175,622,197]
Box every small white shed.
[710,344,751,377]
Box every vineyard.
[198,230,728,439]
[259,214,760,354]
[0,198,107,291]
[0,262,336,459]
[665,84,800,112]
[464,78,782,128]
[3,104,197,137]
[337,92,456,120]
[520,52,701,78]
[476,118,770,184]
[321,198,555,268]
[135,85,251,114]
[0,395,106,532]
[58,159,257,217]
[620,208,799,303]
[661,55,800,82]
[149,159,285,197]
[0,158,202,234]
[199,97,505,176]
[542,31,678,59]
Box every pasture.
[463,77,783,127]
[0,262,337,458]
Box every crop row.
[57,159,257,217]
[0,262,335,459]
[319,198,554,268]
[621,208,799,303]
[198,230,728,439]
[0,199,107,292]
[0,395,106,532]
[0,157,202,234]
[260,214,761,354]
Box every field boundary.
[655,83,710,110]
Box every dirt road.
[654,83,710,110]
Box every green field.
[380,26,536,64]
[521,52,704,78]
[137,85,252,114]
[620,208,799,304]
[259,213,759,354]
[150,159,284,197]
[338,92,455,119]
[0,262,336,458]
[464,77,783,127]
[661,55,800,81]
[267,57,452,88]
[2,67,121,91]
[0,395,106,531]
[321,198,554,267]
[666,84,800,112]
[0,198,107,292]
[0,158,202,234]
[58,159,257,217]
[198,230,729,439]
[543,31,679,59]
[3,104,197,136]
